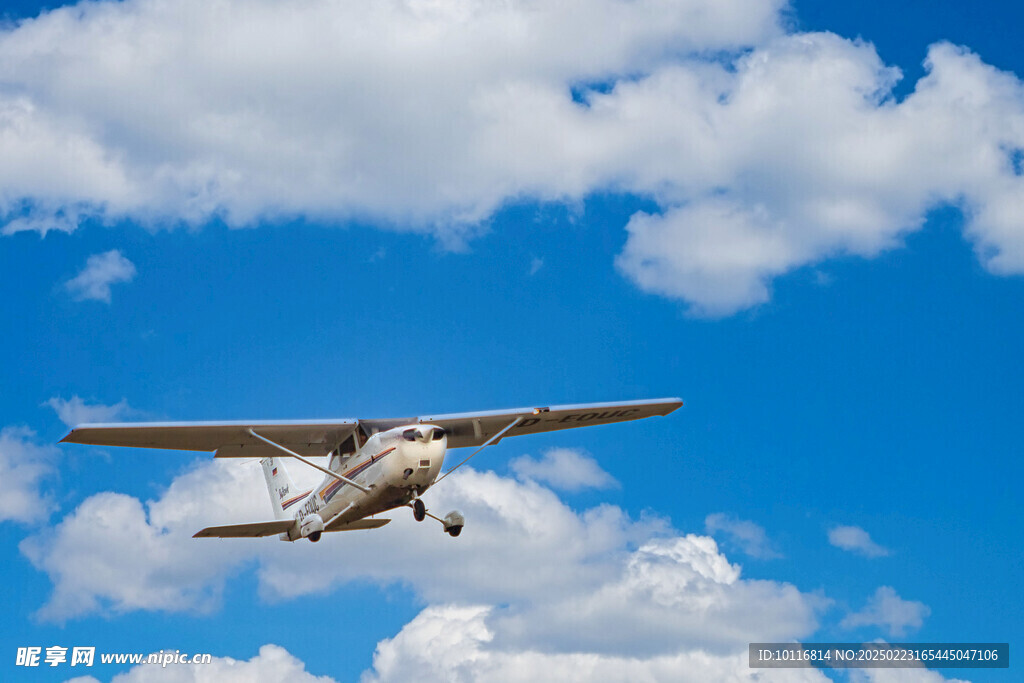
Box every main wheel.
[446,525,463,537]
[413,498,426,522]
[308,531,322,543]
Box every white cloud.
[0,426,57,523]
[252,468,666,606]
[3,2,1023,312]
[64,644,337,683]
[528,256,544,276]
[614,38,1024,315]
[705,512,781,559]
[841,586,930,637]
[483,534,823,657]
[0,0,781,238]
[46,395,134,428]
[366,603,829,683]
[20,457,283,623]
[366,602,831,683]
[23,457,826,682]
[509,447,617,491]
[64,250,136,303]
[828,525,890,558]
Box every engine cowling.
[300,514,325,542]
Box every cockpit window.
[336,434,356,455]
[356,424,372,447]
[431,428,446,441]
[403,428,418,441]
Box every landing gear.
[442,510,465,537]
[308,531,322,543]
[407,500,465,538]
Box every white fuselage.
[284,424,446,540]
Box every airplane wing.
[60,419,358,458]
[398,397,683,449]
[193,520,295,538]
[60,398,682,454]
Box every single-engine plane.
[61,398,682,542]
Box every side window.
[336,434,356,455]
[331,433,361,471]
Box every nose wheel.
[406,498,464,538]
[442,510,465,537]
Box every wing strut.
[433,417,522,486]
[247,429,371,494]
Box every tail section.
[261,457,298,520]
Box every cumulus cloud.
[828,525,890,558]
[64,250,136,303]
[23,456,825,683]
[705,512,781,559]
[0,0,782,239]
[249,467,663,608]
[21,458,644,621]
[65,644,337,683]
[367,604,829,683]
[614,37,1024,314]
[841,586,930,637]
[485,534,822,657]
[509,447,617,491]
[0,426,57,523]
[46,395,134,428]
[2,1,1022,312]
[20,457,282,622]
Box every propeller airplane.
[60,398,682,542]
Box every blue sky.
[1,1,1021,681]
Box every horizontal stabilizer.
[193,519,294,538]
[325,517,391,532]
